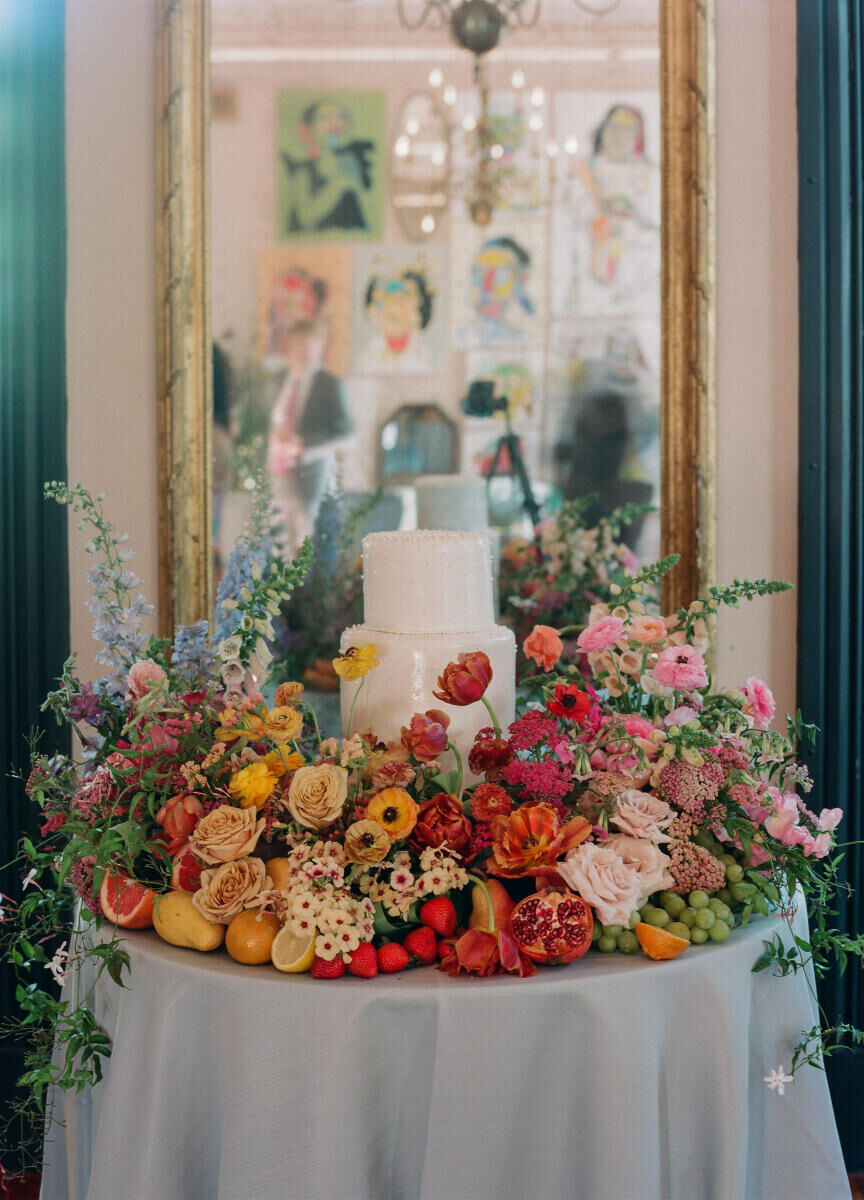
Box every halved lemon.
[271,925,316,973]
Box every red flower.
[488,803,592,879]
[433,651,493,706]
[468,730,514,780]
[438,928,536,977]
[470,783,513,821]
[546,684,591,723]
[410,794,474,858]
[401,709,450,762]
[155,793,204,855]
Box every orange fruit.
[635,921,690,961]
[225,910,281,965]
[99,872,156,929]
[264,858,292,891]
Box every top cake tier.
[362,530,496,633]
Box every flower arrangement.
[3,484,863,1167]
[499,496,647,680]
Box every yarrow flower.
[657,760,724,823]
[667,840,725,894]
[507,709,557,751]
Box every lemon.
[271,924,316,973]
[264,857,292,891]
[153,891,225,952]
[226,910,281,965]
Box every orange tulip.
[489,803,591,878]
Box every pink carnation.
[741,676,775,729]
[651,644,708,691]
[577,615,625,655]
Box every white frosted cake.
[340,530,515,781]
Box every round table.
[40,908,849,1200]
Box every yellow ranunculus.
[366,787,419,840]
[215,711,265,747]
[228,761,279,810]
[263,705,303,745]
[263,750,304,777]
[332,643,379,682]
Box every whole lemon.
[264,857,292,891]
[153,891,225,952]
[226,910,281,965]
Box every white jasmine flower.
[764,1066,794,1096]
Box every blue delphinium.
[172,619,217,685]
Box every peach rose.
[126,659,167,702]
[188,804,265,865]
[557,842,643,927]
[192,856,268,924]
[605,834,674,905]
[629,615,667,645]
[287,763,349,830]
[610,789,674,844]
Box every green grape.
[639,905,655,920]
[694,829,714,850]
[645,908,671,929]
[597,935,618,953]
[662,894,687,918]
[665,921,692,942]
[717,887,735,907]
[617,930,639,954]
[718,853,737,866]
[629,910,641,930]
[592,922,603,942]
[708,920,731,942]
[678,906,698,927]
[725,863,744,884]
[690,926,709,944]
[708,899,732,922]
[602,925,624,938]
[688,890,710,909]
[694,908,716,931]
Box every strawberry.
[347,942,379,978]
[419,896,458,937]
[437,937,456,961]
[403,925,438,966]
[311,954,346,979]
[377,942,411,974]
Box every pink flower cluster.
[508,709,558,752]
[668,840,725,894]
[501,758,571,802]
[657,760,724,823]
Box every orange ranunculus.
[401,709,450,762]
[488,803,591,879]
[366,787,419,840]
[155,793,204,855]
[523,625,564,672]
[433,652,493,707]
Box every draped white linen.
[41,906,849,1200]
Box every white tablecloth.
[41,907,849,1200]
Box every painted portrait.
[351,247,445,375]
[257,246,351,375]
[276,90,386,241]
[451,218,545,348]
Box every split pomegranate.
[509,889,593,964]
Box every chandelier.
[396,1,541,52]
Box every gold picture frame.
[155,0,716,632]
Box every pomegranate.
[510,889,593,964]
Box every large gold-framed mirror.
[155,0,714,636]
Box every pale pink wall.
[65,0,160,681]
[714,0,799,722]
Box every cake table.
[40,906,849,1200]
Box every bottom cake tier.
[339,623,516,783]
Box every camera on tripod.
[461,379,508,420]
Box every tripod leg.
[507,433,542,529]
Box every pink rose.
[126,659,168,702]
[577,616,625,655]
[742,676,776,729]
[606,834,674,904]
[610,789,674,844]
[557,842,643,927]
[817,807,843,832]
[651,644,708,691]
[629,615,667,645]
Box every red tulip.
[401,709,451,762]
[433,651,493,706]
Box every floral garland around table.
[2,482,863,1168]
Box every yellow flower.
[263,705,303,745]
[228,762,279,810]
[332,644,379,682]
[215,711,265,747]
[366,787,419,840]
[262,750,304,778]
[344,819,391,865]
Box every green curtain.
[0,0,69,1153]
[797,0,864,1172]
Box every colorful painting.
[257,246,352,376]
[351,247,446,375]
[450,218,545,348]
[276,90,386,241]
[552,91,661,318]
[450,89,544,217]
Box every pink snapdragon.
[577,615,625,654]
[651,644,709,691]
[741,676,776,729]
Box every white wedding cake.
[340,530,515,780]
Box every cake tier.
[340,623,515,784]
[415,475,489,533]
[361,530,495,633]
